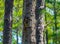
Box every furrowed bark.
[22,0,36,44]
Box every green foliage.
[45,0,60,44]
[46,3,53,9]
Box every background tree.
[3,0,14,44]
[35,0,45,44]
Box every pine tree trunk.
[35,0,44,44]
[3,0,13,44]
[22,0,36,44]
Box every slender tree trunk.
[35,0,44,44]
[16,28,18,44]
[22,0,36,44]
[3,0,13,44]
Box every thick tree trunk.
[22,0,36,44]
[3,0,13,44]
[35,0,44,44]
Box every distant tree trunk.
[35,0,44,44]
[22,0,36,44]
[16,28,18,44]
[3,0,13,44]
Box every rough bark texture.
[22,0,36,44]
[3,0,13,44]
[35,0,44,44]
